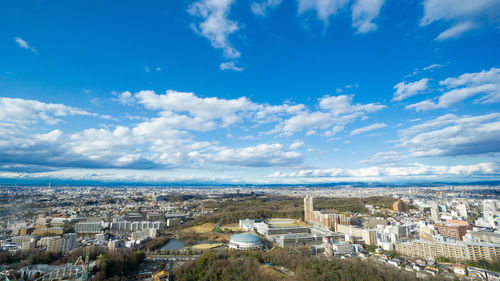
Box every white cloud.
[14,37,37,53]
[196,143,303,167]
[251,0,282,16]
[289,141,305,149]
[135,90,257,127]
[0,92,383,174]
[399,113,500,157]
[0,97,100,125]
[273,94,385,135]
[350,122,386,136]
[220,61,243,71]
[422,63,443,71]
[436,21,477,40]
[188,0,240,59]
[269,162,500,178]
[297,0,350,25]
[319,94,385,115]
[351,0,385,33]
[297,0,384,33]
[407,67,500,111]
[392,78,430,102]
[116,91,135,105]
[420,0,500,40]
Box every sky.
[0,0,499,184]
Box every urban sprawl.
[0,184,499,280]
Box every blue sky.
[0,0,499,184]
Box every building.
[332,243,354,255]
[393,200,408,213]
[304,196,314,222]
[463,230,500,244]
[336,224,377,245]
[46,237,62,252]
[109,221,165,232]
[228,233,263,251]
[12,235,35,244]
[21,241,36,250]
[147,212,164,221]
[395,240,500,262]
[431,204,440,222]
[453,264,467,276]
[304,196,350,229]
[74,222,103,234]
[108,240,123,250]
[32,227,64,236]
[275,233,323,247]
[61,233,77,253]
[434,224,472,241]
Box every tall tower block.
[304,196,314,222]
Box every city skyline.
[1,0,500,184]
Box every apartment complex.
[109,221,164,232]
[434,224,472,240]
[336,224,377,245]
[304,196,350,229]
[396,240,500,262]
[74,222,103,234]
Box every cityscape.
[0,184,498,280]
[1,0,500,280]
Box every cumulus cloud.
[220,61,243,71]
[289,141,305,150]
[407,67,500,111]
[116,91,135,105]
[188,0,240,58]
[14,37,37,53]
[398,113,500,157]
[135,90,257,127]
[251,0,282,16]
[0,97,102,125]
[0,92,317,171]
[272,94,385,135]
[420,0,500,40]
[319,94,385,115]
[351,0,385,33]
[393,78,430,102]
[269,162,500,178]
[196,143,303,167]
[350,122,386,136]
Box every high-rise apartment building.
[304,196,350,230]
[304,196,314,222]
[393,200,408,213]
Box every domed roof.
[230,233,261,244]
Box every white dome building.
[228,233,263,251]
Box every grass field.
[190,243,223,250]
[220,224,242,232]
[181,223,217,233]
